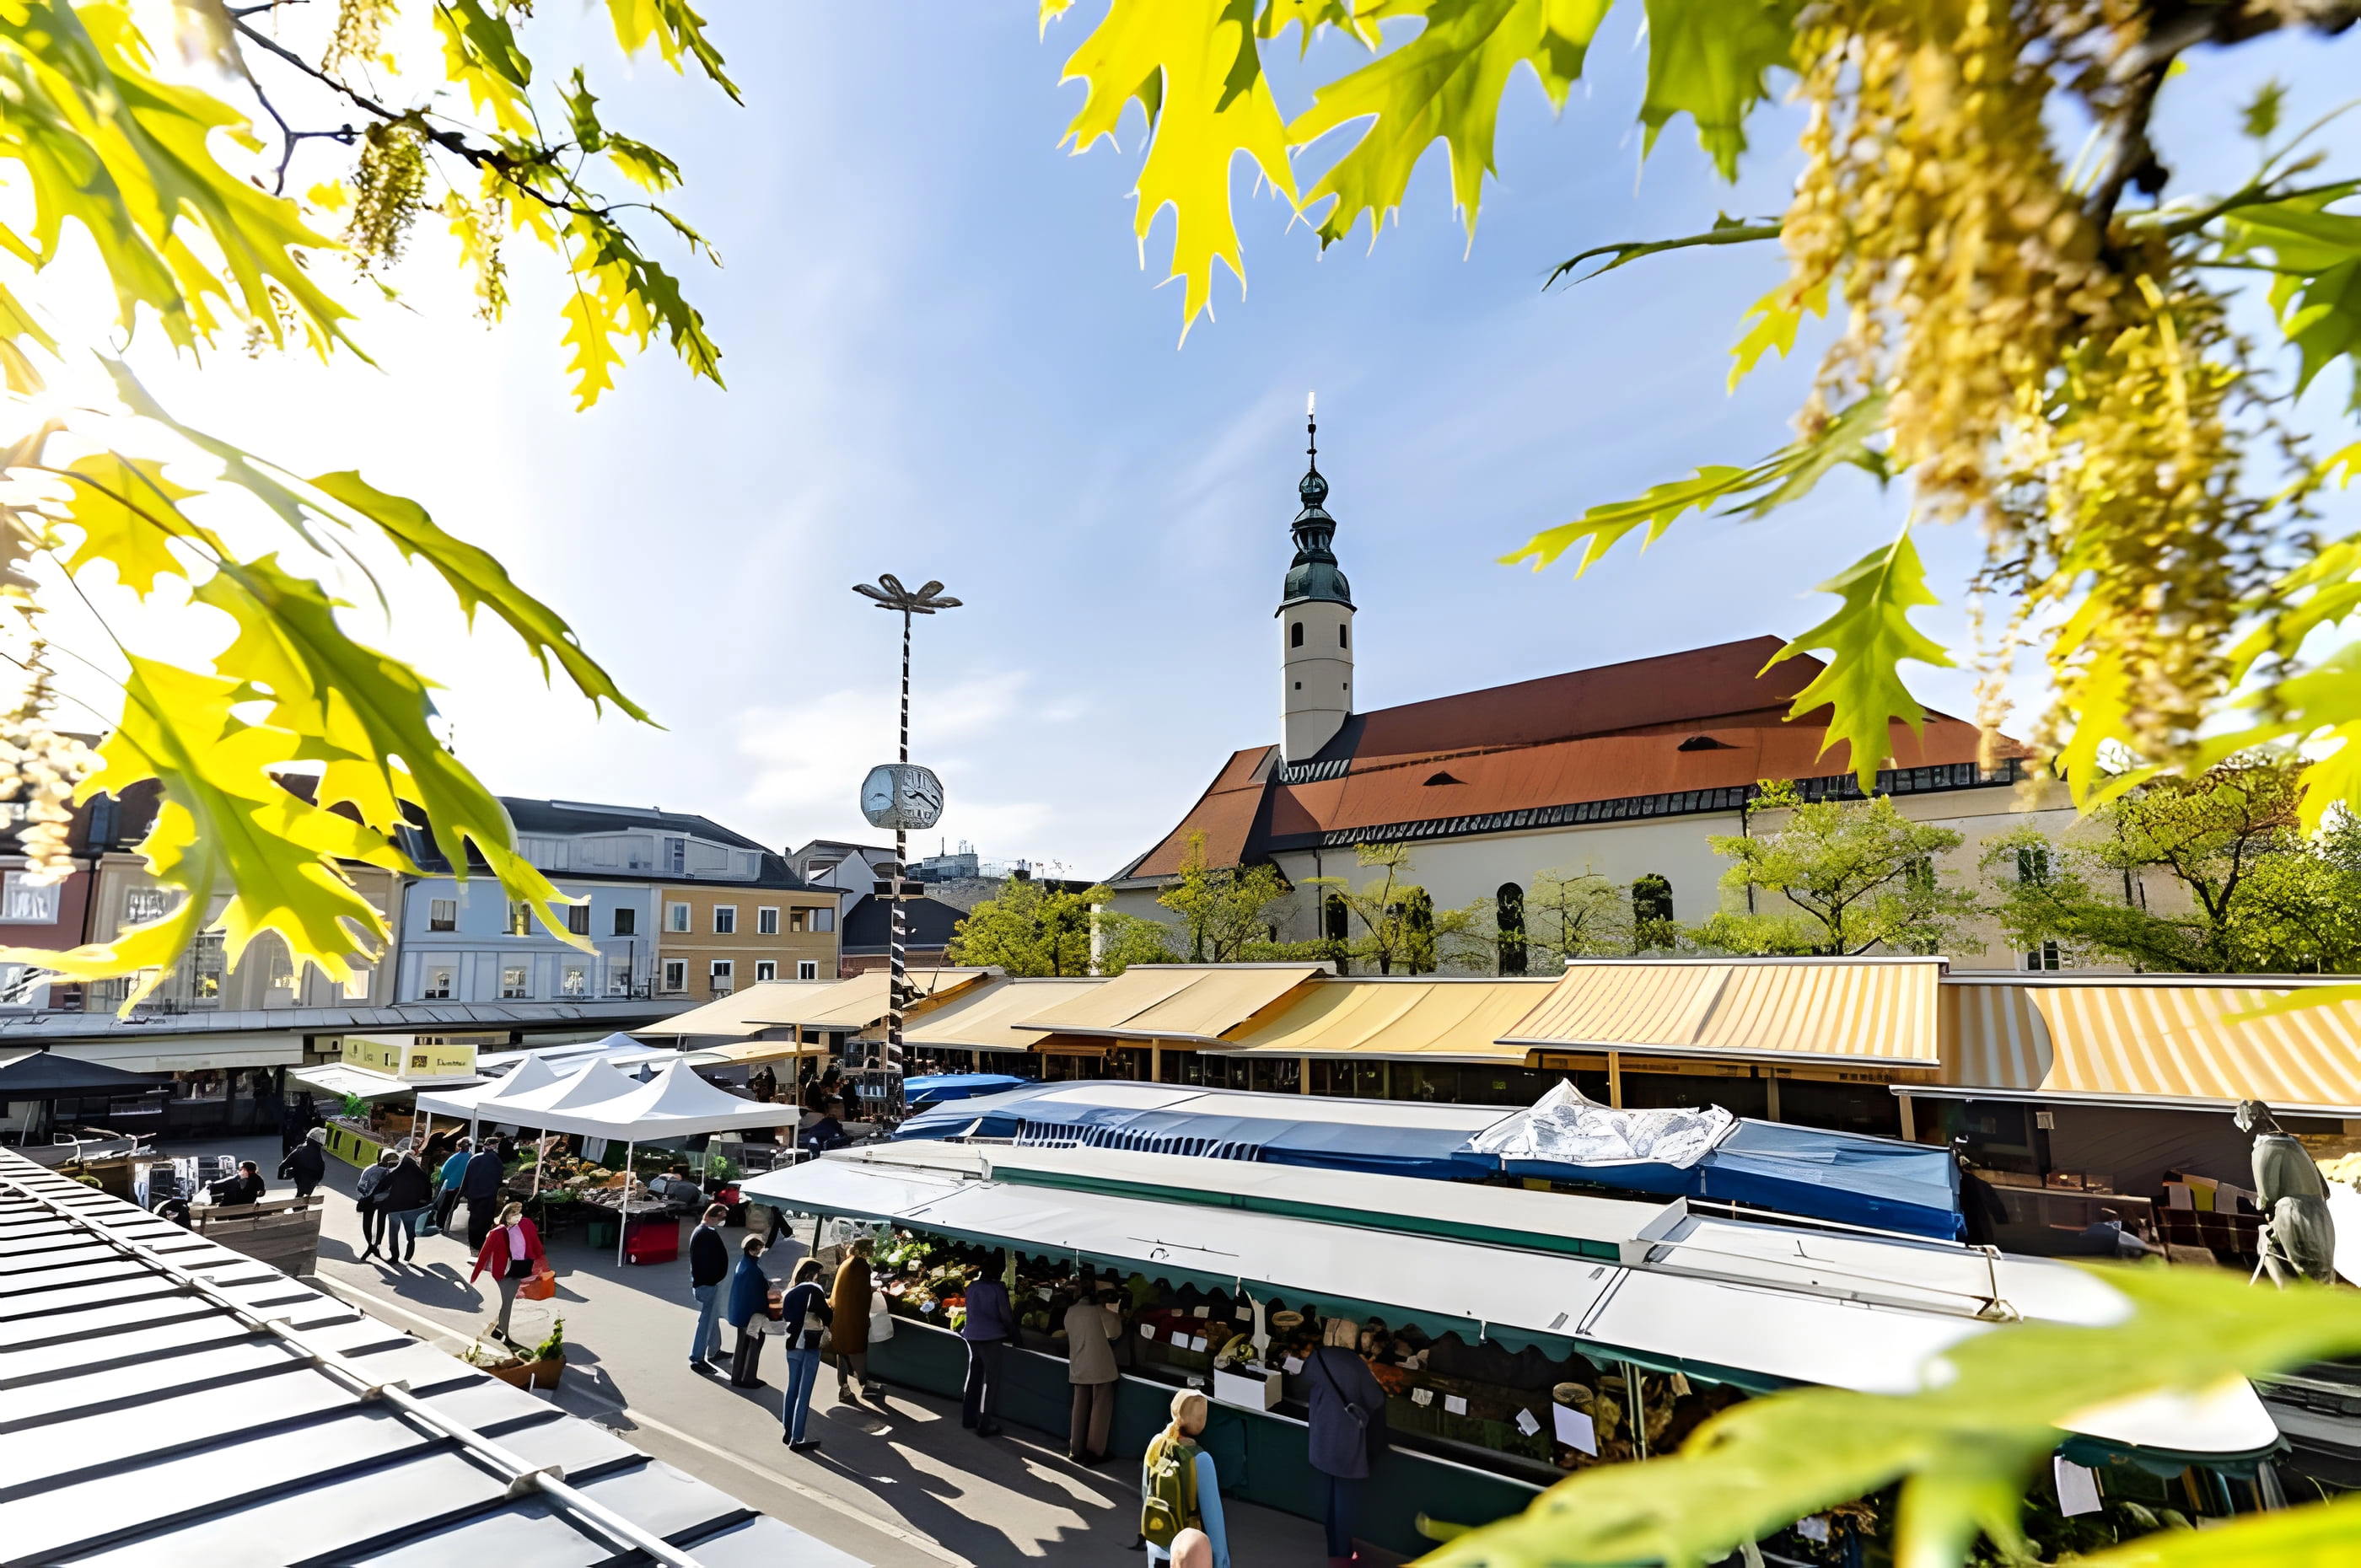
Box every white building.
[1104,415,2076,970]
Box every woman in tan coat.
[829,1238,878,1400]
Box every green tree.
[1455,867,1643,974]
[0,0,738,1002]
[1310,843,1468,975]
[1987,754,2361,973]
[1157,831,1295,962]
[946,877,1113,977]
[1037,3,2361,852]
[1699,781,1975,957]
[1094,908,1182,975]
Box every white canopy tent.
[427,1057,798,1260]
[413,1053,562,1120]
[475,1032,718,1078]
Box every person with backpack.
[277,1127,327,1199]
[1141,1389,1229,1568]
[1306,1318,1389,1568]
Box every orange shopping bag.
[519,1266,557,1302]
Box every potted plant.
[465,1318,565,1390]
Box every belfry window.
[1338,623,1348,648]
[1291,621,1304,648]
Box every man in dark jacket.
[377,1152,434,1264]
[687,1202,730,1372]
[460,1141,506,1250]
[277,1128,327,1199]
[959,1251,1014,1436]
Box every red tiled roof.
[1116,637,2016,879]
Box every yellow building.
[654,878,841,1001]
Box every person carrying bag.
[1306,1318,1389,1568]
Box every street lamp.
[851,573,960,1074]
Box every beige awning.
[1218,978,1558,1061]
[740,968,993,1033]
[695,1038,826,1067]
[633,981,831,1038]
[901,976,1110,1053]
[1499,959,1944,1067]
[1938,979,2361,1115]
[1014,964,1327,1044]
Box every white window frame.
[756,960,777,982]
[797,960,819,981]
[661,959,687,994]
[422,965,455,1001]
[500,964,530,999]
[567,902,593,936]
[124,886,177,926]
[710,959,734,990]
[428,897,458,932]
[713,905,738,936]
[665,902,691,933]
[342,968,373,1001]
[2024,940,2063,972]
[757,906,779,936]
[0,871,61,925]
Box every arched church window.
[1290,620,1304,647]
[1496,883,1526,975]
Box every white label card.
[2054,1458,2103,1517]
[1553,1406,1597,1454]
[1514,1408,1541,1436]
[1444,1395,1468,1415]
[1140,1325,1157,1341]
[1283,1356,1305,1374]
[1797,1517,1831,1544]
[1188,1335,1207,1352]
[1411,1388,1433,1407]
[1193,1305,1211,1318]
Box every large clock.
[860,763,945,830]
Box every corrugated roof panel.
[0,1151,858,1568]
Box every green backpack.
[1141,1432,1201,1551]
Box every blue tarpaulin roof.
[895,1082,1964,1238]
[901,1072,1030,1109]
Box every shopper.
[1064,1283,1122,1463]
[277,1128,327,1200]
[687,1202,730,1372]
[460,1137,506,1251]
[433,1138,473,1231]
[378,1150,434,1264]
[1306,1318,1389,1568]
[749,1063,777,1104]
[725,1234,772,1387]
[959,1250,1014,1436]
[469,1200,547,1341]
[829,1237,877,1400]
[354,1150,395,1259]
[777,1257,832,1451]
[1142,1390,1229,1568]
[209,1159,266,1207]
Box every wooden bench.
[191,1195,323,1276]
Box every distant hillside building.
[1105,414,2074,969]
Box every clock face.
[859,763,945,830]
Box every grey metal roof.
[0,997,695,1046]
[0,1148,860,1567]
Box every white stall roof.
[413,1052,562,1118]
[745,1144,2279,1460]
[292,1062,484,1103]
[0,1149,858,1567]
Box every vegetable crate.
[1213,1367,1283,1410]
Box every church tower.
[1278,396,1354,763]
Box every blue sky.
[119,6,2361,879]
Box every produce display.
[867,1222,1745,1480]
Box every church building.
[1104,411,2077,970]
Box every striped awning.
[901,976,1110,1053]
[1938,980,2361,1115]
[741,968,992,1032]
[1498,959,1944,1067]
[1219,978,1558,1061]
[1014,964,1327,1044]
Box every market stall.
[746,1141,2281,1560]
[293,1056,486,1168]
[895,1079,1966,1240]
[426,1057,799,1261]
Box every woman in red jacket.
[470,1200,546,1342]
